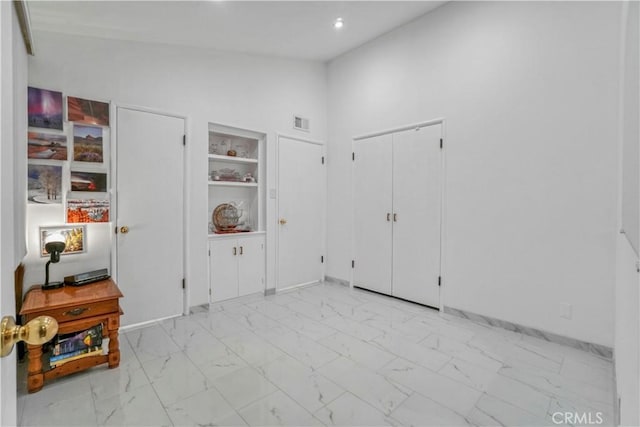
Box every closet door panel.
[392,125,442,307]
[353,135,393,294]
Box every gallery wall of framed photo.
[25,86,112,281]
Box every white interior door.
[277,136,324,290]
[353,134,393,295]
[116,107,184,325]
[392,125,442,307]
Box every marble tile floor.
[17,282,615,426]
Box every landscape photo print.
[28,87,63,130]
[28,164,63,204]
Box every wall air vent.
[293,115,310,132]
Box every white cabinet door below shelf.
[238,236,265,297]
[210,239,239,302]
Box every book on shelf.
[53,323,103,356]
[50,346,102,367]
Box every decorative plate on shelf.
[213,203,241,232]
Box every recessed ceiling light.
[333,18,344,29]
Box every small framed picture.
[40,225,86,257]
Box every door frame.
[111,103,190,319]
[351,118,446,311]
[275,133,326,291]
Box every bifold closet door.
[392,125,442,307]
[353,134,393,294]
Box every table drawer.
[42,300,119,323]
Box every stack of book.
[49,324,103,368]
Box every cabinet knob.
[386,213,391,222]
[393,213,397,222]
[119,226,129,234]
[279,218,287,225]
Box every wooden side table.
[20,278,123,393]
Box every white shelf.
[208,154,258,165]
[208,181,258,188]
[208,230,266,239]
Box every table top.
[20,278,122,315]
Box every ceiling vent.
[293,115,310,132]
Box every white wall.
[327,1,619,346]
[615,1,640,425]
[0,2,28,425]
[26,32,327,312]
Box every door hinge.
[208,249,211,256]
[209,289,212,295]
[183,135,186,146]
[440,138,443,149]
[438,276,441,287]
[322,156,325,165]
[352,152,355,161]
[321,255,324,263]
[182,278,186,289]
[352,260,355,268]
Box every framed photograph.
[28,131,67,160]
[28,87,63,130]
[67,198,110,223]
[28,164,62,204]
[70,170,107,192]
[40,225,86,257]
[73,125,103,163]
[67,96,110,126]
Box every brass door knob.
[120,226,129,234]
[279,218,287,225]
[1,315,58,357]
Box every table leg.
[107,327,120,368]
[26,344,44,393]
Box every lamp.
[43,232,66,290]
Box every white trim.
[112,103,190,317]
[438,120,447,312]
[276,280,321,293]
[118,314,181,333]
[353,118,445,141]
[208,121,268,142]
[13,1,34,55]
[275,133,326,290]
[277,132,324,146]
